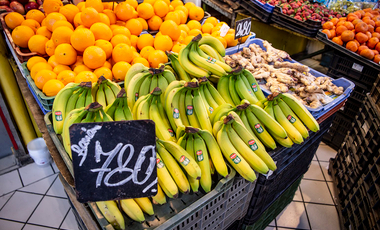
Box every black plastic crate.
[370,83,380,112]
[271,6,321,38]
[322,111,354,150]
[239,0,273,23]
[241,116,333,225]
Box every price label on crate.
[234,18,252,40]
[352,63,364,72]
[69,120,157,203]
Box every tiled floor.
[0,142,339,230]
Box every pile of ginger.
[224,41,344,108]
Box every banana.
[239,109,256,137]
[134,197,154,216]
[157,139,202,180]
[193,133,212,192]
[132,94,149,119]
[85,86,94,107]
[114,99,126,121]
[104,84,116,106]
[136,95,152,120]
[120,199,145,223]
[231,119,276,171]
[167,51,192,81]
[157,96,173,135]
[188,43,227,77]
[245,109,277,150]
[91,82,99,100]
[96,84,107,108]
[122,96,133,120]
[249,104,287,139]
[82,111,95,123]
[206,81,225,106]
[184,134,199,193]
[212,120,223,137]
[199,44,224,62]
[150,97,176,142]
[156,152,179,198]
[156,142,190,193]
[217,75,234,105]
[277,98,309,139]
[198,35,226,56]
[105,98,118,118]
[228,75,241,105]
[210,103,234,125]
[96,201,125,230]
[152,184,166,205]
[66,87,84,114]
[199,84,213,116]
[216,125,256,182]
[165,87,185,133]
[105,80,121,96]
[150,74,158,93]
[139,74,153,99]
[242,69,266,101]
[75,88,88,109]
[124,63,149,87]
[193,89,213,133]
[178,43,210,78]
[157,74,169,102]
[62,108,87,157]
[162,69,177,83]
[265,100,275,118]
[185,90,201,129]
[100,109,113,121]
[127,72,151,109]
[178,89,190,127]
[235,75,258,104]
[163,80,186,105]
[195,44,232,72]
[265,101,293,148]
[273,102,304,144]
[279,93,320,132]
[164,65,178,79]
[201,84,218,110]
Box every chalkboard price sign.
[235,18,252,39]
[69,120,157,203]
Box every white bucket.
[27,138,51,166]
[184,0,201,7]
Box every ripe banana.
[178,42,210,78]
[273,102,304,144]
[104,84,116,106]
[134,197,154,216]
[120,199,145,223]
[136,94,152,120]
[62,108,87,158]
[96,84,107,108]
[184,134,199,193]
[167,52,192,81]
[201,84,218,110]
[206,81,225,106]
[165,86,185,132]
[163,80,186,105]
[178,89,190,127]
[185,90,201,129]
[277,98,309,139]
[193,133,212,192]
[217,75,234,105]
[96,201,125,230]
[195,44,231,72]
[198,84,213,116]
[210,103,234,125]
[152,184,166,205]
[150,96,176,142]
[193,89,213,133]
[127,72,151,109]
[199,44,224,62]
[245,109,277,150]
[124,63,149,87]
[198,35,226,56]
[249,104,287,139]
[189,43,226,77]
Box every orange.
[71,56,84,69]
[216,36,227,48]
[21,19,40,33]
[332,37,343,46]
[81,7,101,28]
[31,62,53,80]
[137,34,154,50]
[169,5,174,12]
[175,10,187,24]
[51,26,74,46]
[43,0,63,14]
[95,39,113,59]
[154,0,169,17]
[189,6,204,21]
[83,46,106,69]
[35,70,58,89]
[360,48,375,60]
[43,79,65,96]
[52,21,74,31]
[184,2,195,11]
[115,2,135,21]
[180,30,187,38]
[73,65,92,74]
[140,46,155,59]
[239,33,251,43]
[5,12,24,30]
[112,61,131,81]
[111,34,131,47]
[132,10,139,19]
[11,26,34,48]
[148,15,163,30]
[45,40,56,56]
[28,35,49,55]
[103,9,117,25]
[211,31,221,37]
[144,0,156,5]
[125,19,143,36]
[77,2,85,11]
[183,35,195,45]
[131,46,138,53]
[85,0,104,13]
[175,5,188,17]
[103,60,112,69]
[45,13,67,32]
[57,70,76,85]
[58,4,79,24]
[90,22,113,41]
[94,67,113,80]
[74,71,98,83]
[204,17,218,26]
[374,54,380,64]
[137,3,155,19]
[126,0,138,9]
[368,37,379,49]
[165,12,180,25]
[202,22,214,34]
[115,21,126,26]
[148,50,168,68]
[137,18,148,30]
[71,28,96,52]
[27,56,47,70]
[355,22,368,33]
[53,65,71,75]
[346,41,358,52]
[187,20,201,30]
[322,29,332,39]
[130,35,138,48]
[171,43,185,53]
[322,21,334,30]
[112,27,131,38]
[188,28,202,36]
[55,44,77,65]
[336,25,348,35]
[34,25,51,39]
[178,24,190,33]
[160,20,181,40]
[73,13,83,28]
[171,0,183,8]
[48,55,60,68]
[341,30,355,42]
[344,21,354,30]
[131,57,150,67]
[112,43,133,63]
[26,9,45,24]
[103,2,114,10]
[154,35,173,51]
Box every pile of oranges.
[4,0,248,96]
[321,8,380,63]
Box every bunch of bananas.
[105,89,133,121]
[167,51,191,81]
[133,87,176,142]
[92,76,121,108]
[178,35,231,79]
[198,77,226,114]
[52,82,94,134]
[177,126,228,192]
[126,65,176,109]
[218,67,266,106]
[62,102,113,158]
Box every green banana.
[199,44,224,62]
[167,51,192,81]
[273,102,304,144]
[188,43,226,77]
[193,89,213,133]
[277,98,309,139]
[124,63,149,87]
[193,133,212,192]
[198,35,226,56]
[217,75,234,105]
[245,109,277,150]
[178,42,210,78]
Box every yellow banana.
[156,152,179,198]
[184,134,200,193]
[273,102,304,144]
[96,201,125,230]
[178,42,210,78]
[249,104,287,139]
[120,199,145,223]
[193,133,212,192]
[152,184,166,205]
[150,96,176,142]
[185,90,201,128]
[188,43,226,77]
[245,109,277,150]
[124,63,149,87]
[198,35,226,56]
[217,75,235,105]
[277,98,309,139]
[199,44,224,62]
[134,197,154,216]
[193,89,213,133]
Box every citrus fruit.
[223,33,238,47]
[71,56,84,69]
[43,0,63,14]
[85,0,104,13]
[137,34,154,51]
[183,35,195,45]
[31,62,53,80]
[189,6,204,21]
[55,44,77,65]
[57,70,76,85]
[148,50,168,68]
[71,28,96,52]
[73,13,83,28]
[35,69,57,89]
[48,55,59,68]
[59,4,79,24]
[132,57,150,67]
[81,7,101,28]
[43,79,65,96]
[115,2,134,21]
[112,26,131,38]
[126,0,138,9]
[202,22,214,34]
[137,18,148,30]
[187,20,201,30]
[140,46,155,59]
[130,35,138,48]
[184,2,195,11]
[26,9,45,24]
[94,67,113,80]
[216,36,227,48]
[148,15,162,30]
[45,40,56,56]
[94,39,113,59]
[83,46,106,69]
[154,35,173,51]
[125,19,143,36]
[204,17,218,26]
[188,28,201,36]
[171,0,183,8]
[171,43,185,53]
[27,56,47,70]
[165,11,180,25]
[112,43,133,63]
[36,26,52,39]
[73,64,92,74]
[103,9,117,25]
[175,10,186,24]
[21,19,40,33]
[154,0,169,17]
[90,22,113,41]
[51,26,74,46]
[159,20,181,41]
[103,60,112,69]
[45,13,67,32]
[12,26,35,48]
[112,61,131,81]
[52,20,74,31]
[53,64,71,75]
[74,71,98,83]
[178,24,190,33]
[28,35,49,55]
[5,12,25,30]
[137,2,155,19]
[175,5,188,17]
[111,34,131,47]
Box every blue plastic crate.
[225,38,355,119]
[250,0,275,13]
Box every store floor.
[0,142,340,230]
